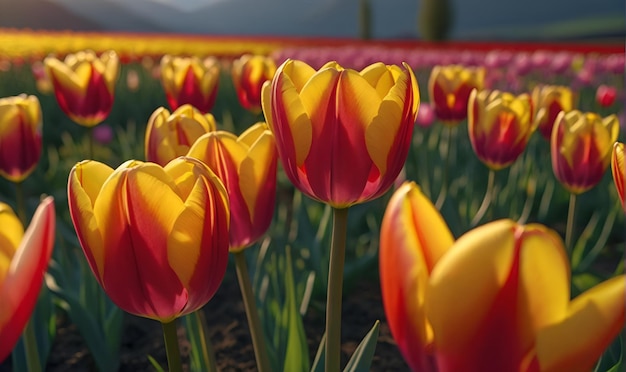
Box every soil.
[3,268,408,371]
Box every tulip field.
[0,29,625,372]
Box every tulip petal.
[0,203,24,276]
[536,275,626,372]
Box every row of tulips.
[0,44,624,371]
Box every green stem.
[234,251,270,372]
[436,126,454,209]
[325,207,349,372]
[565,193,577,256]
[14,181,41,372]
[192,311,218,372]
[161,320,182,372]
[87,126,94,160]
[471,169,496,227]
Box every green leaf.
[147,355,166,372]
[282,246,310,372]
[183,311,217,372]
[310,333,326,372]
[343,320,380,372]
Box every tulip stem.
[471,169,496,227]
[436,126,454,209]
[565,192,577,255]
[234,251,271,372]
[14,181,27,225]
[325,207,349,372]
[87,127,94,159]
[161,320,183,372]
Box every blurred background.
[1,0,624,41]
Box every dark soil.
[6,267,408,371]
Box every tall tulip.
[0,94,43,182]
[44,50,119,127]
[428,64,485,124]
[532,85,575,140]
[426,219,625,372]
[67,157,229,322]
[0,197,55,362]
[612,141,625,209]
[160,55,220,113]
[379,181,453,372]
[551,110,619,195]
[261,59,420,208]
[145,104,217,166]
[231,54,277,113]
[187,122,277,251]
[468,89,534,170]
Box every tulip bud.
[160,55,220,113]
[428,64,485,125]
[0,94,43,182]
[532,85,576,139]
[595,85,617,108]
[611,142,625,209]
[231,54,277,113]
[44,50,119,127]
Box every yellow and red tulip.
[0,197,55,362]
[551,110,619,194]
[231,54,277,113]
[532,85,576,139]
[426,219,625,372]
[187,122,277,251]
[428,64,485,124]
[379,181,453,372]
[468,89,534,170]
[44,50,119,127]
[67,157,230,322]
[145,104,217,166]
[0,94,42,182]
[261,59,420,208]
[160,55,220,113]
[611,142,625,209]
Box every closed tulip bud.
[44,50,119,127]
[380,181,453,372]
[0,95,43,183]
[468,89,534,170]
[0,197,55,361]
[187,122,277,251]
[595,84,617,108]
[160,55,220,113]
[428,64,485,125]
[532,85,576,139]
[231,54,277,113]
[262,59,419,208]
[426,220,625,372]
[551,110,619,194]
[612,142,625,209]
[68,157,230,322]
[145,104,217,166]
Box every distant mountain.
[0,0,101,31]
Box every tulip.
[426,219,625,372]
[428,64,485,124]
[44,50,119,127]
[468,89,534,170]
[145,104,217,166]
[596,85,617,108]
[67,157,230,322]
[0,94,43,182]
[187,122,277,251]
[379,181,453,372]
[612,142,625,209]
[160,55,220,113]
[261,59,420,208]
[551,110,619,194]
[231,54,277,113]
[0,197,55,362]
[532,85,576,140]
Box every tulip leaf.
[147,355,166,372]
[282,246,310,372]
[343,320,380,372]
[310,332,326,372]
[183,310,217,372]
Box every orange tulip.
[44,50,119,127]
[428,65,485,125]
[0,95,42,182]
[145,104,217,166]
[160,55,220,113]
[68,157,229,322]
[611,142,625,209]
[231,54,277,112]
[468,89,534,170]
[0,197,55,361]
[187,122,277,251]
[551,111,619,194]
[532,85,576,140]
[262,59,419,208]
[379,181,453,372]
